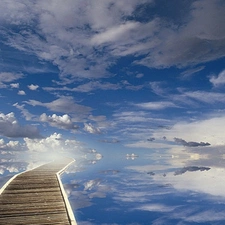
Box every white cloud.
[13,103,34,121]
[1,0,224,81]
[153,114,225,146]
[0,72,23,88]
[10,83,19,88]
[44,81,121,93]
[0,112,41,138]
[136,0,225,68]
[135,101,177,110]
[99,139,120,144]
[123,162,225,224]
[88,115,106,122]
[134,204,176,213]
[73,81,121,92]
[91,21,140,45]
[180,66,205,79]
[24,132,82,153]
[0,164,19,175]
[136,73,144,78]
[25,97,92,121]
[27,84,39,90]
[22,132,98,162]
[149,82,167,96]
[125,140,173,149]
[184,91,225,104]
[18,90,26,95]
[183,210,225,223]
[210,69,225,87]
[113,111,169,126]
[84,179,101,191]
[0,139,23,151]
[153,167,225,197]
[84,123,101,134]
[40,113,79,130]
[113,111,150,123]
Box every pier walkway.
[0,158,77,225]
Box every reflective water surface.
[1,144,225,224]
[59,146,225,225]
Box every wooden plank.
[0,213,71,225]
[0,158,77,225]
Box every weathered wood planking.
[0,158,77,225]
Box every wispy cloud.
[1,0,224,82]
[134,101,177,110]
[0,72,23,88]
[180,66,205,79]
[184,91,225,104]
[134,203,177,212]
[210,69,225,87]
[25,97,92,121]
[98,139,120,144]
[13,103,35,121]
[44,81,121,93]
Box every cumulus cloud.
[0,112,42,138]
[0,139,24,151]
[174,138,210,147]
[10,83,19,88]
[84,123,101,134]
[18,90,26,95]
[40,113,79,130]
[24,132,81,153]
[0,163,20,175]
[27,84,39,90]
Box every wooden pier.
[0,158,77,225]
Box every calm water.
[1,147,225,224]
[61,147,225,225]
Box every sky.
[1,0,225,224]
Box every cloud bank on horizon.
[0,0,225,158]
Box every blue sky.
[1,0,225,153]
[1,1,225,223]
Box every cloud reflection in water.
[62,145,225,224]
